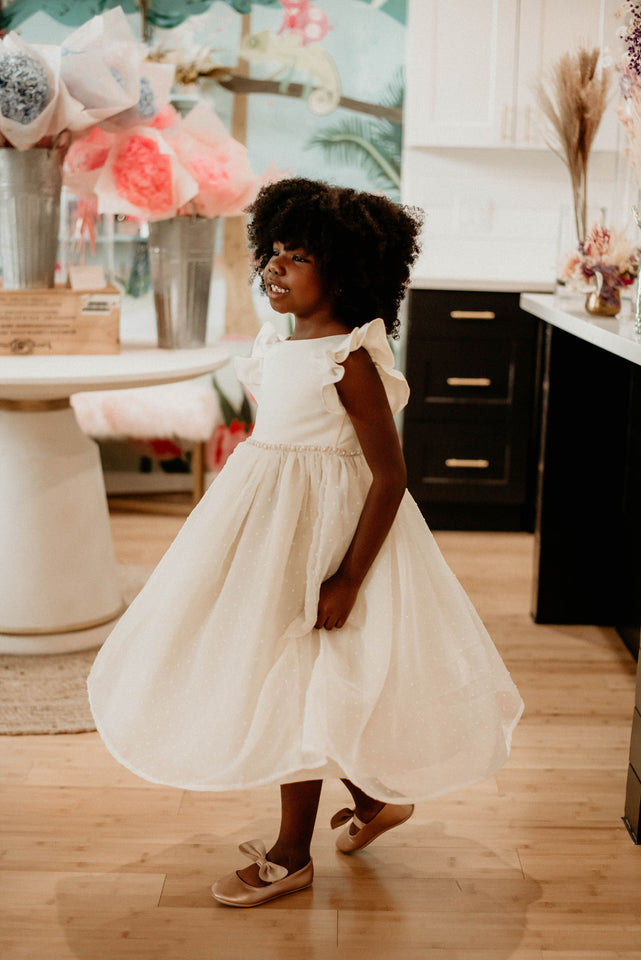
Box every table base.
[0,564,150,654]
[0,404,123,635]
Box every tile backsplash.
[402,143,631,286]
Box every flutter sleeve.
[234,321,281,404]
[321,317,410,415]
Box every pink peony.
[65,126,111,173]
[174,138,263,217]
[112,134,174,214]
[62,98,280,221]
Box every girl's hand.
[315,571,360,630]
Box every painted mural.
[3,1,407,198]
[4,1,407,328]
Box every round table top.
[0,342,231,401]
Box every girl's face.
[263,241,331,321]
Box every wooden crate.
[0,286,121,355]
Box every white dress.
[88,319,523,803]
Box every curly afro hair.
[245,177,423,338]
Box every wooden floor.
[1,514,641,959]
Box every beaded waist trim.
[247,438,362,457]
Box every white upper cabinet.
[517,0,622,150]
[405,0,623,150]
[404,0,519,148]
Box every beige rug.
[0,566,151,736]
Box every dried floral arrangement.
[535,47,612,245]
[617,1,641,187]
[561,221,639,293]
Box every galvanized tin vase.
[0,146,66,289]
[148,216,217,349]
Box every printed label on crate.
[79,294,120,316]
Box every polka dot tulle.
[88,320,523,801]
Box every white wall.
[402,143,631,286]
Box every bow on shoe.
[330,807,355,829]
[238,840,289,883]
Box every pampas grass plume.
[535,47,611,245]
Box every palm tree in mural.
[306,67,403,199]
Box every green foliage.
[2,1,136,29]
[144,1,226,29]
[356,0,407,26]
[3,0,402,32]
[1,0,280,31]
[306,68,404,198]
[221,0,280,13]
[212,376,253,427]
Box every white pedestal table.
[0,344,229,654]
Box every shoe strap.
[330,807,366,830]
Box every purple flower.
[624,1,641,76]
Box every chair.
[71,379,223,515]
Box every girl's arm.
[314,347,407,630]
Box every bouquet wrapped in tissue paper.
[0,7,169,150]
[64,99,278,222]
[0,31,85,149]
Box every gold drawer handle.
[445,458,490,469]
[446,377,492,387]
[449,310,496,319]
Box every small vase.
[0,139,69,289]
[584,270,621,318]
[148,215,218,349]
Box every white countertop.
[520,293,641,367]
[412,278,555,293]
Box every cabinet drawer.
[409,289,534,339]
[406,337,513,409]
[413,421,508,483]
[403,420,528,506]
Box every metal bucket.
[0,146,66,289]
[148,216,217,349]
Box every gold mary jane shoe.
[211,839,313,907]
[331,803,414,854]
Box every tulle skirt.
[88,439,523,802]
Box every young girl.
[88,177,523,908]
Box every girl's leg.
[238,779,323,886]
[334,780,414,852]
[341,778,384,825]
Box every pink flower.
[147,438,184,459]
[177,141,259,217]
[151,104,179,131]
[65,126,111,173]
[563,219,640,287]
[205,419,252,473]
[112,134,174,215]
[62,98,280,221]
[63,127,111,199]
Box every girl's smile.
[264,241,330,320]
